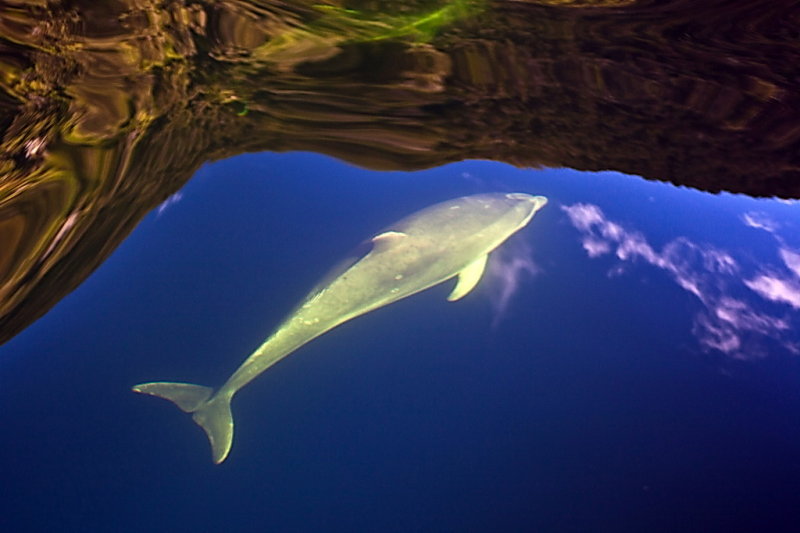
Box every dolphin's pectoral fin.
[447,254,489,301]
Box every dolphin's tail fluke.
[132,381,234,464]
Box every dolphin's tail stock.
[132,381,234,464]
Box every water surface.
[2,152,799,532]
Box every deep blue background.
[2,153,800,532]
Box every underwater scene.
[1,0,800,532]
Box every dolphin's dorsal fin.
[447,254,488,301]
[371,230,408,250]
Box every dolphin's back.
[287,193,542,334]
[392,194,530,240]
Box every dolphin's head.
[387,192,547,244]
[501,193,548,230]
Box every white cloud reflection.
[563,203,799,359]
[744,275,800,309]
[739,211,800,311]
[742,211,780,233]
[780,248,800,278]
[486,236,539,328]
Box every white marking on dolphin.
[133,192,547,463]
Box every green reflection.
[254,0,484,67]
[314,0,485,43]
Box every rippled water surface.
[1,1,800,531]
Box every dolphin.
[133,192,547,463]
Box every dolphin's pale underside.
[133,192,547,463]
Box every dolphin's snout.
[530,195,548,210]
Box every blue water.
[2,153,800,532]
